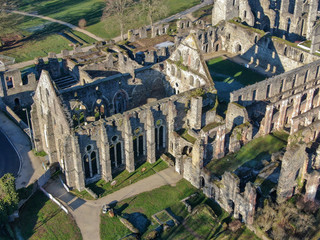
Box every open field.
[17,191,82,240]
[1,0,201,62]
[0,13,96,62]
[19,0,201,39]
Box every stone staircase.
[53,75,78,90]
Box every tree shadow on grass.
[17,190,56,239]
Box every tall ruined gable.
[165,33,215,93]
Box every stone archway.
[113,90,128,114]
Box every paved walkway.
[0,111,45,189]
[45,167,182,240]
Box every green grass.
[1,33,73,62]
[206,133,288,176]
[19,0,201,40]
[17,191,82,240]
[88,159,168,197]
[100,179,198,239]
[100,179,259,240]
[1,0,201,62]
[177,128,197,144]
[202,122,223,132]
[207,56,266,86]
[70,189,95,200]
[192,5,213,19]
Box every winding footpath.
[9,10,104,42]
[45,167,182,240]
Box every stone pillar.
[146,108,156,164]
[261,105,274,135]
[175,154,182,174]
[307,0,318,39]
[303,89,315,113]
[214,126,226,159]
[64,135,85,191]
[192,139,204,168]
[276,99,288,130]
[290,118,300,135]
[289,94,302,124]
[123,114,135,172]
[315,90,320,107]
[99,124,112,182]
[304,172,320,202]
[167,100,177,155]
[189,96,202,130]
[30,104,42,151]
[244,182,256,225]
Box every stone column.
[314,90,320,107]
[167,100,177,155]
[30,104,42,151]
[175,154,182,174]
[305,172,320,202]
[192,139,204,168]
[99,124,112,182]
[146,108,156,163]
[214,126,226,159]
[290,118,300,135]
[288,94,302,124]
[64,135,85,191]
[303,89,315,113]
[189,96,202,130]
[123,114,135,172]
[244,182,256,225]
[261,105,274,135]
[276,99,288,130]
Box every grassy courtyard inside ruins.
[207,56,266,101]
[100,179,259,239]
[88,158,168,198]
[16,191,82,240]
[206,132,288,176]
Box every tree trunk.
[120,21,124,40]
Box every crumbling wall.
[230,58,320,105]
[277,144,308,203]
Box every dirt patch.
[131,34,174,52]
[1,34,23,46]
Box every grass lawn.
[88,158,168,197]
[177,128,197,144]
[2,0,201,62]
[19,0,201,40]
[100,179,259,240]
[17,191,82,240]
[206,133,288,176]
[2,34,73,62]
[0,13,96,62]
[100,179,198,239]
[207,56,266,86]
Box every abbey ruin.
[0,0,320,238]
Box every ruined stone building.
[1,0,319,229]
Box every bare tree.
[103,0,132,40]
[141,0,168,26]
